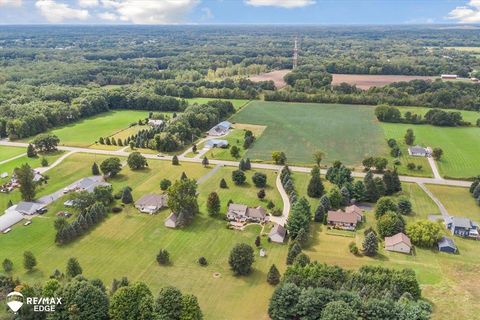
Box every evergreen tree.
[238,159,246,171]
[364,170,379,202]
[206,192,220,216]
[157,249,170,265]
[404,128,415,145]
[180,172,188,180]
[267,264,281,285]
[245,158,251,170]
[160,179,172,191]
[286,242,302,265]
[66,257,83,278]
[16,164,36,201]
[296,227,308,244]
[352,180,366,202]
[99,137,105,145]
[92,162,100,175]
[181,294,203,320]
[122,187,133,204]
[26,143,36,158]
[314,204,326,223]
[202,156,209,167]
[172,155,179,165]
[398,197,413,215]
[293,253,310,267]
[23,251,37,271]
[319,194,331,210]
[340,186,350,206]
[219,178,228,189]
[255,235,261,247]
[2,258,13,273]
[328,186,342,209]
[307,168,324,198]
[363,231,378,256]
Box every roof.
[0,209,23,231]
[438,236,456,249]
[148,119,164,126]
[15,202,44,215]
[166,212,177,223]
[76,177,110,192]
[452,217,476,229]
[384,232,412,248]
[269,223,286,238]
[327,210,357,224]
[247,206,267,219]
[135,194,167,207]
[218,121,231,129]
[408,145,427,154]
[345,205,363,217]
[228,203,248,216]
[205,139,228,148]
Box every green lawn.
[186,98,250,111]
[0,146,25,162]
[381,123,480,179]
[230,101,388,166]
[21,110,150,147]
[396,106,480,126]
[426,184,480,222]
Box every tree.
[155,286,183,320]
[364,170,379,202]
[232,170,246,185]
[307,167,324,198]
[228,243,254,275]
[327,186,342,209]
[167,178,199,226]
[23,251,37,271]
[293,253,310,267]
[383,169,401,195]
[314,203,326,222]
[272,151,287,165]
[157,249,170,265]
[180,172,188,180]
[127,152,148,170]
[373,157,388,172]
[349,241,359,255]
[407,162,416,170]
[94,185,113,205]
[377,211,405,238]
[244,158,251,170]
[406,220,442,247]
[110,282,154,320]
[363,231,378,256]
[230,145,240,158]
[432,148,443,161]
[66,257,83,278]
[160,179,172,191]
[192,144,197,153]
[321,301,357,320]
[32,133,60,152]
[257,189,266,199]
[15,163,36,201]
[404,128,415,145]
[26,143,36,158]
[122,187,133,204]
[238,159,246,171]
[398,197,413,215]
[100,157,122,177]
[252,172,267,188]
[2,258,13,273]
[375,197,398,218]
[92,162,100,175]
[181,294,203,320]
[320,194,331,210]
[340,186,350,206]
[202,156,209,167]
[267,264,281,285]
[206,192,220,216]
[268,283,301,320]
[219,178,227,188]
[313,151,324,166]
[286,242,302,265]
[287,198,311,239]
[362,157,375,170]
[172,155,179,165]
[255,235,261,247]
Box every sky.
[0,0,479,25]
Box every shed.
[384,232,412,254]
[269,223,287,243]
[438,236,457,254]
[164,213,178,228]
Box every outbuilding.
[384,232,412,254]
[164,213,178,228]
[438,236,457,254]
[269,223,287,243]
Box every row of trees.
[375,105,469,126]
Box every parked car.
[37,208,48,215]
[24,221,32,226]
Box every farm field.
[230,101,388,166]
[21,110,150,147]
[331,73,436,89]
[248,69,290,89]
[0,146,25,162]
[381,123,480,179]
[186,98,250,110]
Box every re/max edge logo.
[6,292,63,313]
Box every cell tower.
[292,37,298,69]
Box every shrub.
[157,249,170,265]
[198,257,208,266]
[112,206,123,213]
[349,242,359,255]
[252,172,267,188]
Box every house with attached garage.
[345,205,364,222]
[205,139,229,149]
[384,232,412,254]
[226,203,268,223]
[408,145,430,157]
[135,194,168,214]
[446,217,479,238]
[326,210,358,230]
[208,121,231,136]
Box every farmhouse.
[345,205,364,222]
[408,145,429,157]
[164,213,178,228]
[226,203,268,223]
[326,210,357,230]
[208,121,231,136]
[438,236,457,253]
[135,194,168,214]
[268,223,287,243]
[384,232,412,254]
[446,217,479,238]
[205,139,229,149]
[148,119,164,127]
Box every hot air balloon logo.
[6,291,24,313]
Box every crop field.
[248,69,290,89]
[331,74,436,89]
[21,110,150,147]
[0,146,25,162]
[230,101,388,166]
[381,123,480,179]
[186,98,250,111]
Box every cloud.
[245,0,315,8]
[99,0,199,24]
[0,0,22,6]
[78,0,99,7]
[98,11,118,21]
[35,0,90,23]
[448,0,480,23]
[200,7,214,21]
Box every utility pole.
[292,36,298,69]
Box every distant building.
[208,121,231,136]
[441,74,458,80]
[438,236,457,254]
[226,203,268,223]
[326,210,358,230]
[64,177,111,194]
[135,194,168,214]
[164,213,178,228]
[446,217,479,238]
[470,77,479,83]
[408,145,428,157]
[148,119,164,127]
[269,223,287,243]
[345,205,364,222]
[384,232,412,254]
[205,139,229,149]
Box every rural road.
[427,156,443,180]
[0,140,472,188]
[269,172,291,226]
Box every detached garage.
[438,236,457,254]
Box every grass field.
[186,98,250,111]
[381,123,480,179]
[396,106,480,126]
[0,146,25,162]
[230,101,388,166]
[22,110,150,147]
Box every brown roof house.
[384,232,412,254]
[327,210,358,230]
[135,194,168,214]
[164,213,178,228]
[269,223,287,243]
[226,203,268,223]
[345,205,364,222]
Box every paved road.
[269,172,291,226]
[427,156,443,180]
[0,140,472,188]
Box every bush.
[112,206,123,213]
[156,249,170,265]
[160,179,172,191]
[349,242,359,255]
[232,170,246,185]
[198,257,208,266]
[407,162,416,170]
[252,172,267,188]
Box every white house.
[135,194,168,214]
[148,119,164,127]
[384,232,412,254]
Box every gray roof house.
[205,139,229,149]
[226,203,268,223]
[447,217,479,238]
[15,202,45,215]
[269,223,287,243]
[0,209,24,232]
[65,177,111,193]
[438,236,457,253]
[408,145,428,157]
[135,194,168,214]
[208,121,231,136]
[164,213,178,228]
